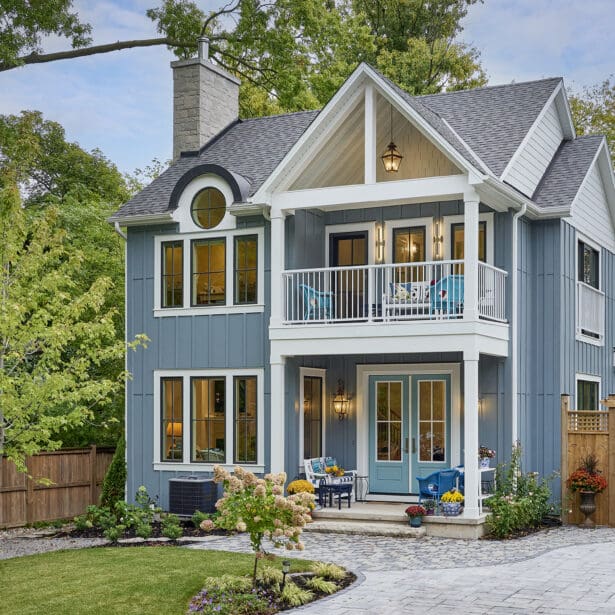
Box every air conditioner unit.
[168,476,217,517]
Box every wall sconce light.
[376,225,385,262]
[332,379,350,421]
[381,103,403,173]
[433,218,444,259]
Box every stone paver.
[189,527,615,614]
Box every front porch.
[310,501,487,539]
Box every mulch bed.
[59,520,228,540]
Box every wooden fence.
[0,446,115,528]
[561,394,615,526]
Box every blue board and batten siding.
[125,219,270,506]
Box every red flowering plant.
[405,505,426,518]
[567,454,608,493]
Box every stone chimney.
[171,37,240,159]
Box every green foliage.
[201,574,253,593]
[191,509,213,529]
[100,436,126,508]
[280,581,313,606]
[0,171,146,472]
[310,561,346,581]
[569,78,615,164]
[0,0,92,68]
[103,525,124,543]
[161,513,183,540]
[189,586,276,615]
[135,523,153,539]
[485,444,553,539]
[304,575,337,594]
[257,565,284,590]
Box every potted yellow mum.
[440,489,464,516]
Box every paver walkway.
[189,527,615,614]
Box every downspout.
[511,203,527,446]
[114,221,127,241]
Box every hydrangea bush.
[201,466,314,584]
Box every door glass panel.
[432,381,444,420]
[393,227,426,282]
[419,381,431,420]
[330,233,368,319]
[375,381,402,462]
[390,382,402,420]
[418,380,447,462]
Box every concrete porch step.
[305,518,426,538]
[312,501,408,523]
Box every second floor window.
[162,241,183,308]
[577,378,599,410]
[451,222,487,262]
[192,238,226,306]
[234,235,258,304]
[578,241,599,289]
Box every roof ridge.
[239,109,320,122]
[418,76,562,99]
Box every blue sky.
[1,0,613,174]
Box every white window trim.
[298,367,327,472]
[575,231,604,346]
[442,212,494,264]
[154,227,265,317]
[575,373,601,411]
[384,217,434,263]
[324,222,376,266]
[173,173,237,233]
[153,369,265,472]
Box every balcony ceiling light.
[381,103,403,173]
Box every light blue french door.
[368,376,409,494]
[369,373,451,494]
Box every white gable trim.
[567,140,615,254]
[500,82,572,184]
[252,63,482,205]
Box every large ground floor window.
[154,369,264,470]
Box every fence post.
[603,395,615,528]
[561,394,570,525]
[25,464,35,525]
[90,445,97,504]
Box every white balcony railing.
[577,281,605,341]
[282,260,507,325]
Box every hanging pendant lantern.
[381,103,403,173]
[381,141,403,173]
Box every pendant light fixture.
[381,103,403,173]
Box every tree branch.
[0,37,197,73]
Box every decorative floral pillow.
[393,283,411,302]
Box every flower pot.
[408,516,422,528]
[441,502,463,516]
[578,490,597,528]
[479,457,491,469]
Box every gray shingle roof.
[419,78,562,176]
[111,71,571,221]
[532,135,602,209]
[111,110,318,219]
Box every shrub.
[192,510,212,529]
[280,581,313,607]
[135,523,153,539]
[103,525,124,543]
[161,513,183,540]
[310,561,346,581]
[100,436,126,509]
[485,444,553,538]
[305,576,337,594]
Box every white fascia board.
[107,213,174,226]
[500,81,564,182]
[272,174,468,213]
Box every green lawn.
[0,547,313,615]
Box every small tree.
[100,435,127,508]
[202,466,314,586]
[0,172,146,472]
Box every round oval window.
[191,187,226,229]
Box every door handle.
[412,437,416,454]
[404,437,409,454]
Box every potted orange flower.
[567,454,608,528]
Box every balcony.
[281,260,507,325]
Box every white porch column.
[463,349,480,518]
[364,84,376,184]
[270,212,285,327]
[463,191,480,321]
[270,356,286,474]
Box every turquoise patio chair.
[416,469,460,505]
[430,274,464,314]
[300,284,334,320]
